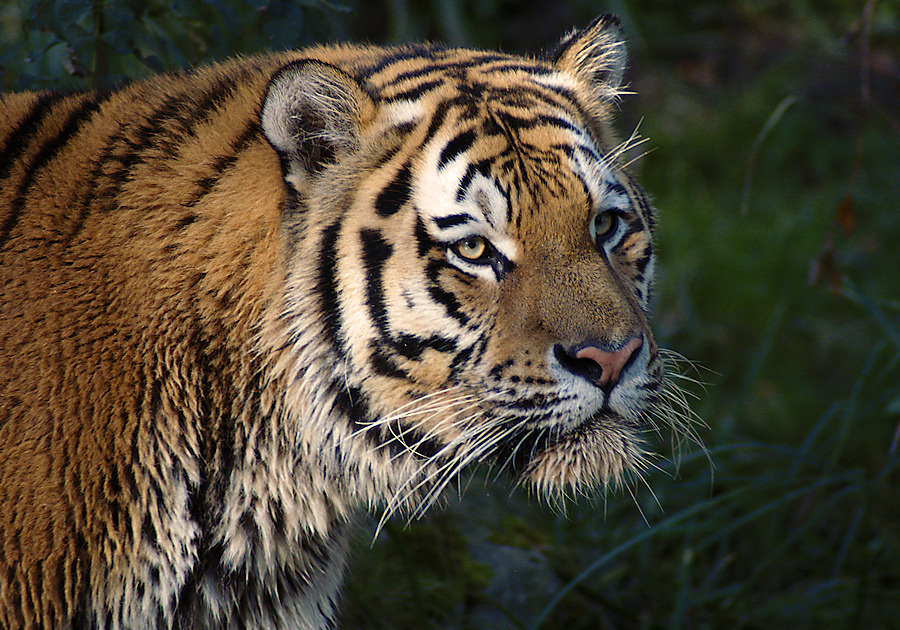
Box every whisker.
[383,400,487,463]
[377,411,497,529]
[409,421,508,514]
[620,146,656,171]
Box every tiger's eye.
[456,236,487,260]
[595,212,616,238]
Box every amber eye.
[454,236,488,261]
[594,212,617,239]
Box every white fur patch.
[530,71,580,94]
[413,133,519,279]
[382,99,424,128]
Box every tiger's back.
[0,17,681,628]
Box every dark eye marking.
[433,213,473,230]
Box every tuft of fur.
[0,15,696,628]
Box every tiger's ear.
[261,60,375,189]
[547,14,628,103]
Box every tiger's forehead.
[378,65,622,253]
[364,47,577,98]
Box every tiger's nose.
[555,337,643,393]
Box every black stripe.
[455,158,494,202]
[488,358,514,380]
[83,92,197,219]
[374,162,412,217]
[433,213,473,230]
[360,227,458,366]
[386,78,443,102]
[479,61,558,77]
[144,70,247,147]
[424,259,470,326]
[393,333,458,360]
[629,178,656,232]
[330,378,443,464]
[421,100,454,146]
[0,91,66,180]
[606,179,629,198]
[438,128,476,169]
[573,142,600,163]
[62,129,132,245]
[356,43,444,80]
[316,220,344,351]
[448,341,477,380]
[633,246,652,274]
[551,143,575,160]
[418,92,483,149]
[414,214,435,257]
[496,111,545,134]
[373,141,404,169]
[368,340,410,379]
[501,84,576,108]
[360,228,393,337]
[329,383,399,455]
[187,119,261,206]
[173,214,198,231]
[496,154,518,177]
[1,91,110,247]
[384,53,508,88]
[455,82,568,113]
[331,384,370,433]
[86,70,248,220]
[520,112,580,134]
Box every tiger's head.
[260,16,684,516]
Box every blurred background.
[2,0,898,627]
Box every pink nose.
[575,337,643,390]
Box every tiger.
[0,14,688,629]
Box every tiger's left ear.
[261,60,376,190]
[547,14,628,103]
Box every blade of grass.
[741,95,799,215]
[832,339,885,465]
[527,492,740,630]
[841,279,900,352]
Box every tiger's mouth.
[497,410,645,493]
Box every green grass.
[342,3,900,628]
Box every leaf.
[101,29,136,56]
[55,0,94,34]
[61,43,88,76]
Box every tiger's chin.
[519,414,647,499]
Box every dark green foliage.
[0,0,349,89]
[2,0,898,627]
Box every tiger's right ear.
[261,60,375,190]
[547,14,628,105]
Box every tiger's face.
[263,17,670,513]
